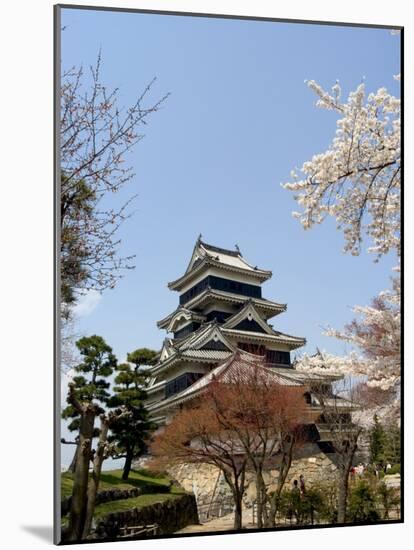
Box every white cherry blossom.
[296,276,400,393]
[283,80,400,259]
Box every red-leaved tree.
[151,353,308,529]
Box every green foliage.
[135,467,167,479]
[126,348,158,370]
[61,468,185,522]
[62,335,117,432]
[61,175,96,310]
[387,464,400,475]
[108,351,158,478]
[276,485,332,525]
[348,480,380,522]
[93,492,183,520]
[369,415,387,463]
[377,482,400,519]
[272,478,399,525]
[61,468,173,499]
[383,424,401,465]
[369,415,401,466]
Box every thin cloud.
[72,289,102,318]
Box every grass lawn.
[61,468,186,522]
[61,468,172,499]
[93,490,184,520]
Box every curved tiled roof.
[182,288,286,318]
[157,306,206,330]
[148,350,304,413]
[168,238,272,290]
[222,327,306,350]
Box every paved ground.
[176,509,255,534]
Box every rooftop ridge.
[199,240,241,258]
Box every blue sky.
[60,9,400,463]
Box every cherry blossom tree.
[284,78,400,259]
[285,77,401,416]
[60,51,169,313]
[296,275,400,395]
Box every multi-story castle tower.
[146,237,307,424]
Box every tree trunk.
[68,444,79,474]
[122,449,133,481]
[233,492,243,530]
[337,470,349,524]
[82,416,110,539]
[252,471,268,528]
[268,438,294,527]
[222,467,245,531]
[255,474,264,529]
[66,406,95,541]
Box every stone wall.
[93,494,199,538]
[61,484,170,517]
[169,463,230,509]
[169,444,339,514]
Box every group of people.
[292,474,306,496]
[350,462,393,480]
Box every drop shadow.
[21,525,54,543]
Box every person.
[356,463,364,477]
[291,480,301,524]
[299,474,306,495]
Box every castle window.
[165,372,204,399]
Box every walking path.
[176,508,255,534]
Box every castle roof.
[151,311,306,377]
[150,322,235,376]
[168,237,272,290]
[147,350,304,413]
[176,288,286,319]
[157,307,206,331]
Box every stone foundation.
[93,494,199,539]
[169,444,339,514]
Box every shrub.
[377,482,400,519]
[275,485,332,525]
[348,480,380,523]
[387,464,400,475]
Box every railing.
[251,502,401,526]
[251,502,326,526]
[119,524,159,538]
[197,496,235,523]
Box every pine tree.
[108,348,157,480]
[63,335,117,542]
[61,335,116,472]
[369,414,387,464]
[383,423,401,465]
[127,348,158,380]
[108,367,150,480]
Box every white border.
[1,1,411,549]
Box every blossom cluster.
[296,276,400,393]
[284,80,400,259]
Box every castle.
[145,237,349,432]
[143,237,355,510]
